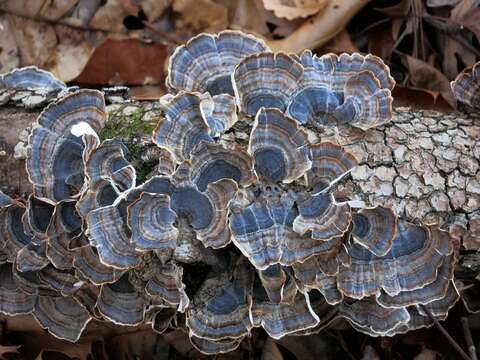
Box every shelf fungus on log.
[0,29,465,354]
[0,66,66,91]
[26,90,106,204]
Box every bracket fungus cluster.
[0,30,462,354]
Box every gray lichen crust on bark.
[0,89,479,248]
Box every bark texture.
[0,89,479,249]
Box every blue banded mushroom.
[0,66,66,91]
[376,253,455,308]
[306,142,358,192]
[153,92,213,163]
[186,258,253,341]
[258,265,298,304]
[26,90,106,204]
[73,245,126,285]
[97,274,146,326]
[293,192,351,241]
[33,295,91,342]
[451,60,480,110]
[286,51,394,129]
[249,108,312,183]
[250,289,320,339]
[145,262,189,312]
[167,30,270,96]
[229,195,340,269]
[351,206,397,257]
[0,263,36,315]
[16,242,49,272]
[339,297,411,337]
[234,52,304,116]
[45,201,83,270]
[77,139,136,217]
[190,335,244,355]
[337,221,453,299]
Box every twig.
[419,304,472,360]
[461,317,478,360]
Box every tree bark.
[0,89,479,248]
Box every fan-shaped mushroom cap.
[292,239,341,278]
[190,141,255,191]
[382,306,434,337]
[38,266,83,296]
[339,298,410,337]
[377,254,455,308]
[351,206,397,257]
[156,148,177,176]
[234,53,304,116]
[258,265,298,304]
[294,262,344,305]
[86,203,142,269]
[25,195,54,237]
[306,142,357,192]
[251,290,319,339]
[26,90,106,204]
[16,241,49,272]
[77,180,119,218]
[293,193,351,241]
[97,275,146,326]
[0,264,36,315]
[128,193,178,251]
[0,198,33,262]
[45,201,83,269]
[190,335,244,355]
[85,139,136,190]
[230,195,336,269]
[417,281,460,318]
[249,108,311,183]
[335,71,393,130]
[186,260,254,341]
[286,51,394,128]
[0,66,66,91]
[167,30,269,96]
[451,61,480,109]
[337,222,453,299]
[146,262,189,312]
[73,245,126,285]
[33,295,91,342]
[153,92,213,163]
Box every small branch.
[461,317,478,360]
[419,304,472,360]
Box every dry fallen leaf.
[262,0,329,20]
[403,55,456,108]
[426,0,461,6]
[323,29,358,54]
[413,348,443,360]
[89,0,136,32]
[75,38,168,86]
[38,0,80,21]
[393,85,454,112]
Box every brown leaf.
[413,348,443,360]
[393,85,454,111]
[261,0,329,20]
[368,24,394,61]
[261,338,283,360]
[140,0,171,22]
[403,55,456,107]
[74,38,168,86]
[375,0,411,17]
[461,7,480,41]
